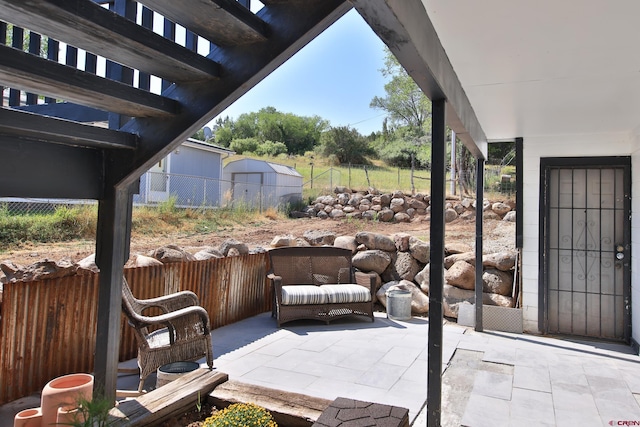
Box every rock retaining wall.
[295,186,517,224]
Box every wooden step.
[210,380,332,427]
[108,369,228,426]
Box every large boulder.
[414,263,430,294]
[126,254,164,268]
[444,260,476,290]
[444,208,458,223]
[394,212,410,223]
[393,233,411,252]
[378,209,395,222]
[503,211,517,222]
[77,254,99,274]
[376,280,429,314]
[483,252,517,271]
[352,250,392,275]
[443,284,475,318]
[194,247,225,260]
[355,232,396,252]
[270,235,297,248]
[1,259,78,283]
[148,245,196,263]
[219,239,249,256]
[333,236,358,253]
[303,230,337,246]
[393,252,420,282]
[444,252,475,269]
[409,237,430,263]
[483,268,513,296]
[390,197,405,212]
[492,202,511,216]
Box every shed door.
[232,173,263,208]
[542,159,630,341]
[148,159,169,202]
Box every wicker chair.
[121,277,213,392]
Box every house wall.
[521,133,633,335]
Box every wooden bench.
[267,246,377,326]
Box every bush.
[230,137,259,154]
[203,403,277,427]
[256,140,287,157]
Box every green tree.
[318,126,373,164]
[370,48,432,130]
[369,49,433,168]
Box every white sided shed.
[223,159,303,210]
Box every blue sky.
[208,9,389,136]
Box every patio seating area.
[3,311,640,426]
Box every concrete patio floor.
[2,311,640,426]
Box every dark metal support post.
[515,137,523,249]
[427,99,446,427]
[94,182,134,402]
[475,158,485,331]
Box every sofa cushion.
[321,284,371,304]
[281,285,328,305]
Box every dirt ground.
[0,216,515,269]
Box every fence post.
[330,168,333,191]
[310,163,314,189]
[349,163,352,189]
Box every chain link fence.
[0,166,515,216]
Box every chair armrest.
[131,305,211,333]
[267,274,283,304]
[355,271,378,299]
[136,291,200,313]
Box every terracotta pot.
[40,373,93,427]
[13,407,42,427]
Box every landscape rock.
[329,210,346,219]
[492,202,512,216]
[348,193,364,206]
[443,285,475,318]
[126,254,164,268]
[445,208,458,223]
[394,252,420,282]
[333,236,358,253]
[352,250,392,275]
[445,242,472,255]
[483,252,517,271]
[415,263,430,294]
[303,230,337,246]
[483,268,513,296]
[409,237,430,263]
[0,258,79,283]
[355,232,396,252]
[271,235,297,247]
[148,245,196,263]
[194,247,225,260]
[485,292,514,308]
[394,212,410,222]
[378,209,395,222]
[444,260,476,290]
[227,247,241,257]
[503,211,516,222]
[219,239,249,256]
[444,252,475,269]
[390,197,405,212]
[483,210,501,220]
[393,233,411,252]
[317,210,329,219]
[77,254,99,274]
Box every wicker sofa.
[267,246,377,326]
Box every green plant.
[203,403,277,427]
[59,396,112,427]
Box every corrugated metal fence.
[0,253,270,405]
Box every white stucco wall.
[520,133,632,334]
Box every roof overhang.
[425,0,640,142]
